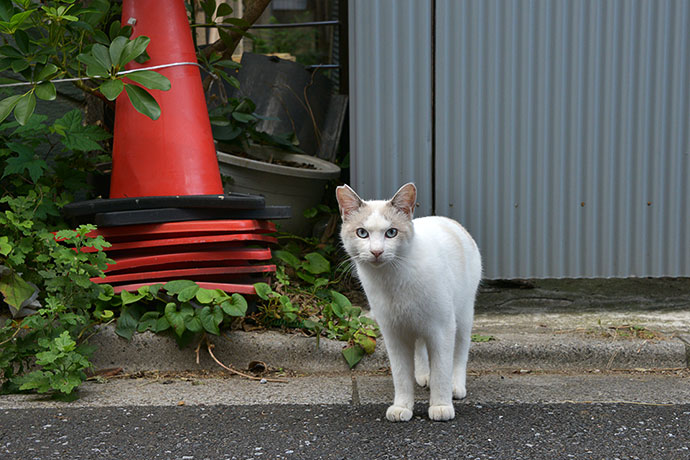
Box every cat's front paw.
[428,404,455,421]
[452,384,467,400]
[415,372,429,388]
[386,405,413,422]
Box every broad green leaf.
[0,45,23,58]
[164,279,197,294]
[216,3,233,16]
[274,250,300,268]
[220,293,247,317]
[199,306,220,335]
[90,43,111,70]
[35,350,60,365]
[115,305,141,340]
[36,63,58,81]
[184,314,203,333]
[54,331,76,353]
[124,83,161,120]
[165,303,186,337]
[342,345,365,369]
[52,373,83,396]
[177,285,199,302]
[10,58,28,73]
[0,94,22,123]
[201,0,215,20]
[214,61,241,70]
[217,28,235,50]
[108,35,128,66]
[195,288,217,304]
[313,278,329,289]
[14,29,29,53]
[330,291,352,313]
[223,17,250,28]
[52,109,110,151]
[137,311,160,333]
[0,236,11,256]
[303,252,330,275]
[0,270,35,310]
[108,20,122,40]
[0,0,13,22]
[6,10,33,33]
[253,282,272,300]
[99,78,123,101]
[35,82,56,101]
[355,334,376,354]
[17,370,52,393]
[119,36,150,64]
[13,91,35,125]
[297,271,315,284]
[124,70,170,91]
[2,142,47,182]
[303,207,318,219]
[120,289,143,306]
[77,52,109,77]
[330,301,344,319]
[211,123,242,141]
[155,316,170,332]
[180,304,195,318]
[231,112,256,123]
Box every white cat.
[336,183,482,422]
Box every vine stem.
[0,326,21,346]
[204,335,288,383]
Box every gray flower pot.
[217,146,341,235]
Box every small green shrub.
[105,280,248,348]
[253,235,379,368]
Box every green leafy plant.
[252,235,379,368]
[0,0,170,123]
[0,210,113,400]
[106,280,248,348]
[209,92,302,153]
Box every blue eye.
[385,228,398,238]
[356,228,369,238]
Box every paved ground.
[2,371,689,460]
[1,278,689,459]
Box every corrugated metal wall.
[348,0,434,215]
[350,0,690,278]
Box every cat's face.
[336,183,417,267]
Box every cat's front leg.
[426,331,456,421]
[383,329,415,422]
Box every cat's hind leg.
[452,304,474,400]
[414,338,430,387]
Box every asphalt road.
[3,402,689,460]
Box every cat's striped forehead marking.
[363,202,393,231]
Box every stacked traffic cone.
[64,0,288,294]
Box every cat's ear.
[336,184,364,219]
[390,183,417,218]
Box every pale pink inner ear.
[336,185,363,218]
[390,183,417,217]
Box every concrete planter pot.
[217,145,341,234]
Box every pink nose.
[371,250,383,258]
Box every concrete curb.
[89,325,688,374]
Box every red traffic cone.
[110,0,223,198]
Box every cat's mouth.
[366,256,388,267]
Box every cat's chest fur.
[353,216,475,330]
